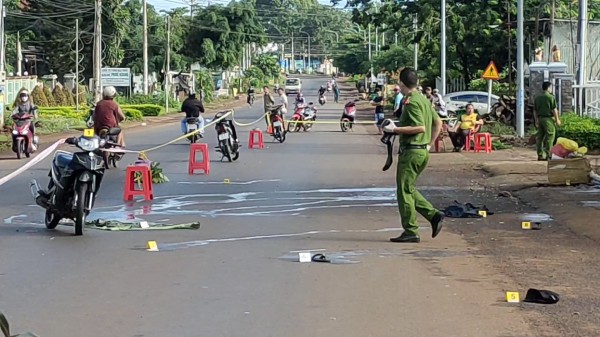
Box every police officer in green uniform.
[534,81,561,161]
[382,68,445,243]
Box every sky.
[148,0,342,12]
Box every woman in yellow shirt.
[448,103,484,152]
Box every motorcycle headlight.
[21,129,29,135]
[12,130,18,135]
[78,137,99,151]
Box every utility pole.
[165,16,171,114]
[75,19,80,111]
[577,0,588,115]
[16,31,21,75]
[548,0,555,63]
[0,0,4,75]
[93,0,102,102]
[395,32,398,45]
[0,0,5,130]
[507,0,512,85]
[190,0,194,19]
[516,0,525,137]
[440,0,446,95]
[142,0,149,95]
[291,33,295,72]
[413,14,418,71]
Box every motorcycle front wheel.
[45,209,61,229]
[74,183,89,236]
[340,118,350,132]
[15,139,23,159]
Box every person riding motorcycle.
[11,90,39,143]
[247,86,255,105]
[181,91,205,138]
[318,85,326,97]
[92,86,126,147]
[295,92,306,106]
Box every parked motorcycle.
[268,105,286,143]
[30,131,110,236]
[288,102,317,132]
[214,110,240,162]
[488,95,535,127]
[340,101,357,132]
[185,117,201,143]
[11,113,39,159]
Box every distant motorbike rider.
[318,85,326,97]
[295,92,306,105]
[181,91,205,137]
[247,86,255,105]
[93,86,126,147]
[11,89,39,142]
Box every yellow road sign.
[482,61,500,80]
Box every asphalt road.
[0,77,534,337]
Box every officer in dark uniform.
[382,68,445,243]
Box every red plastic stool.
[188,143,210,175]
[123,163,154,201]
[248,129,264,149]
[474,132,493,153]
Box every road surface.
[0,77,534,337]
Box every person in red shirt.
[92,86,126,147]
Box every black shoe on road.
[390,233,420,243]
[430,212,444,238]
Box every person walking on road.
[333,83,340,103]
[534,81,561,161]
[371,88,385,134]
[393,85,404,118]
[263,85,275,127]
[382,67,445,243]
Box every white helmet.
[102,86,117,98]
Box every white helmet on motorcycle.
[102,86,117,99]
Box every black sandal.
[311,253,331,263]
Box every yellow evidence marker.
[521,221,531,230]
[505,291,520,303]
[478,210,487,218]
[224,179,230,184]
[83,128,95,138]
[146,241,159,252]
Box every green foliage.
[557,113,600,150]
[134,162,169,184]
[194,70,215,103]
[253,54,280,79]
[42,86,56,107]
[52,86,68,107]
[492,139,512,150]
[121,104,164,116]
[123,108,144,121]
[64,88,75,106]
[116,93,179,109]
[480,122,516,136]
[30,86,48,107]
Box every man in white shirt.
[277,88,288,116]
[432,88,448,117]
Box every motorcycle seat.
[186,117,199,123]
[99,127,121,136]
[53,150,73,171]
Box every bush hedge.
[557,113,600,150]
[38,105,151,122]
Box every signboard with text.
[101,68,131,87]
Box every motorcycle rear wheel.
[45,209,61,229]
[341,119,350,132]
[220,139,232,162]
[74,183,88,236]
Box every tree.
[253,54,280,79]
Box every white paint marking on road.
[3,214,26,224]
[151,227,431,251]
[177,179,282,185]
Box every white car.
[284,78,302,95]
[443,91,500,114]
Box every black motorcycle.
[30,133,110,236]
[214,110,240,162]
[248,92,255,106]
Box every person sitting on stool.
[448,103,484,152]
